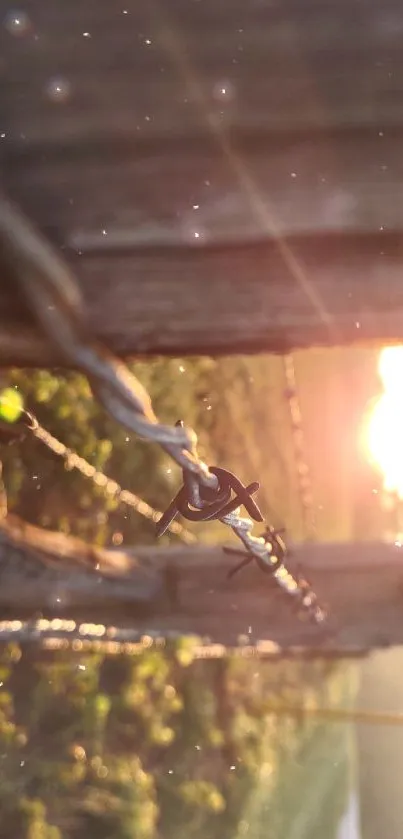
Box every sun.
[366,346,403,498]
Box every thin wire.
[220,509,324,621]
[0,397,194,543]
[264,703,403,728]
[0,615,394,724]
[0,616,365,664]
[0,194,218,491]
[31,421,196,544]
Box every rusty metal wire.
[0,192,325,623]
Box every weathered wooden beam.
[2,519,403,652]
[0,514,164,610]
[1,0,403,143]
[3,1,403,363]
[3,230,403,365]
[138,541,403,650]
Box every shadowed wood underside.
[2,0,403,363]
[1,518,403,653]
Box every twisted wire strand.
[1,192,324,621]
[0,194,218,490]
[31,423,195,543]
[221,510,325,621]
[0,406,194,542]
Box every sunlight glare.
[367,346,403,498]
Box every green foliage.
[0,347,383,545]
[2,358,216,545]
[0,644,358,839]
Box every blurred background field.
[0,346,387,549]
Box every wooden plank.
[4,130,403,241]
[2,229,403,364]
[0,514,164,609]
[3,1,403,360]
[2,0,403,242]
[3,2,403,361]
[2,0,403,142]
[2,518,403,652]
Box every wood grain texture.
[2,0,403,142]
[3,231,403,364]
[2,523,403,652]
[0,514,164,609]
[2,0,403,361]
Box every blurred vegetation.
[0,347,383,546]
[0,350,376,837]
[0,642,358,839]
[1,358,217,546]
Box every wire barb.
[158,468,326,624]
[224,526,287,578]
[0,192,326,625]
[224,525,326,623]
[156,462,262,537]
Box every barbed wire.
[32,422,196,543]
[0,408,195,542]
[0,192,325,624]
[0,194,216,489]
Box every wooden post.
[2,0,403,647]
[3,0,403,364]
[2,517,403,652]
